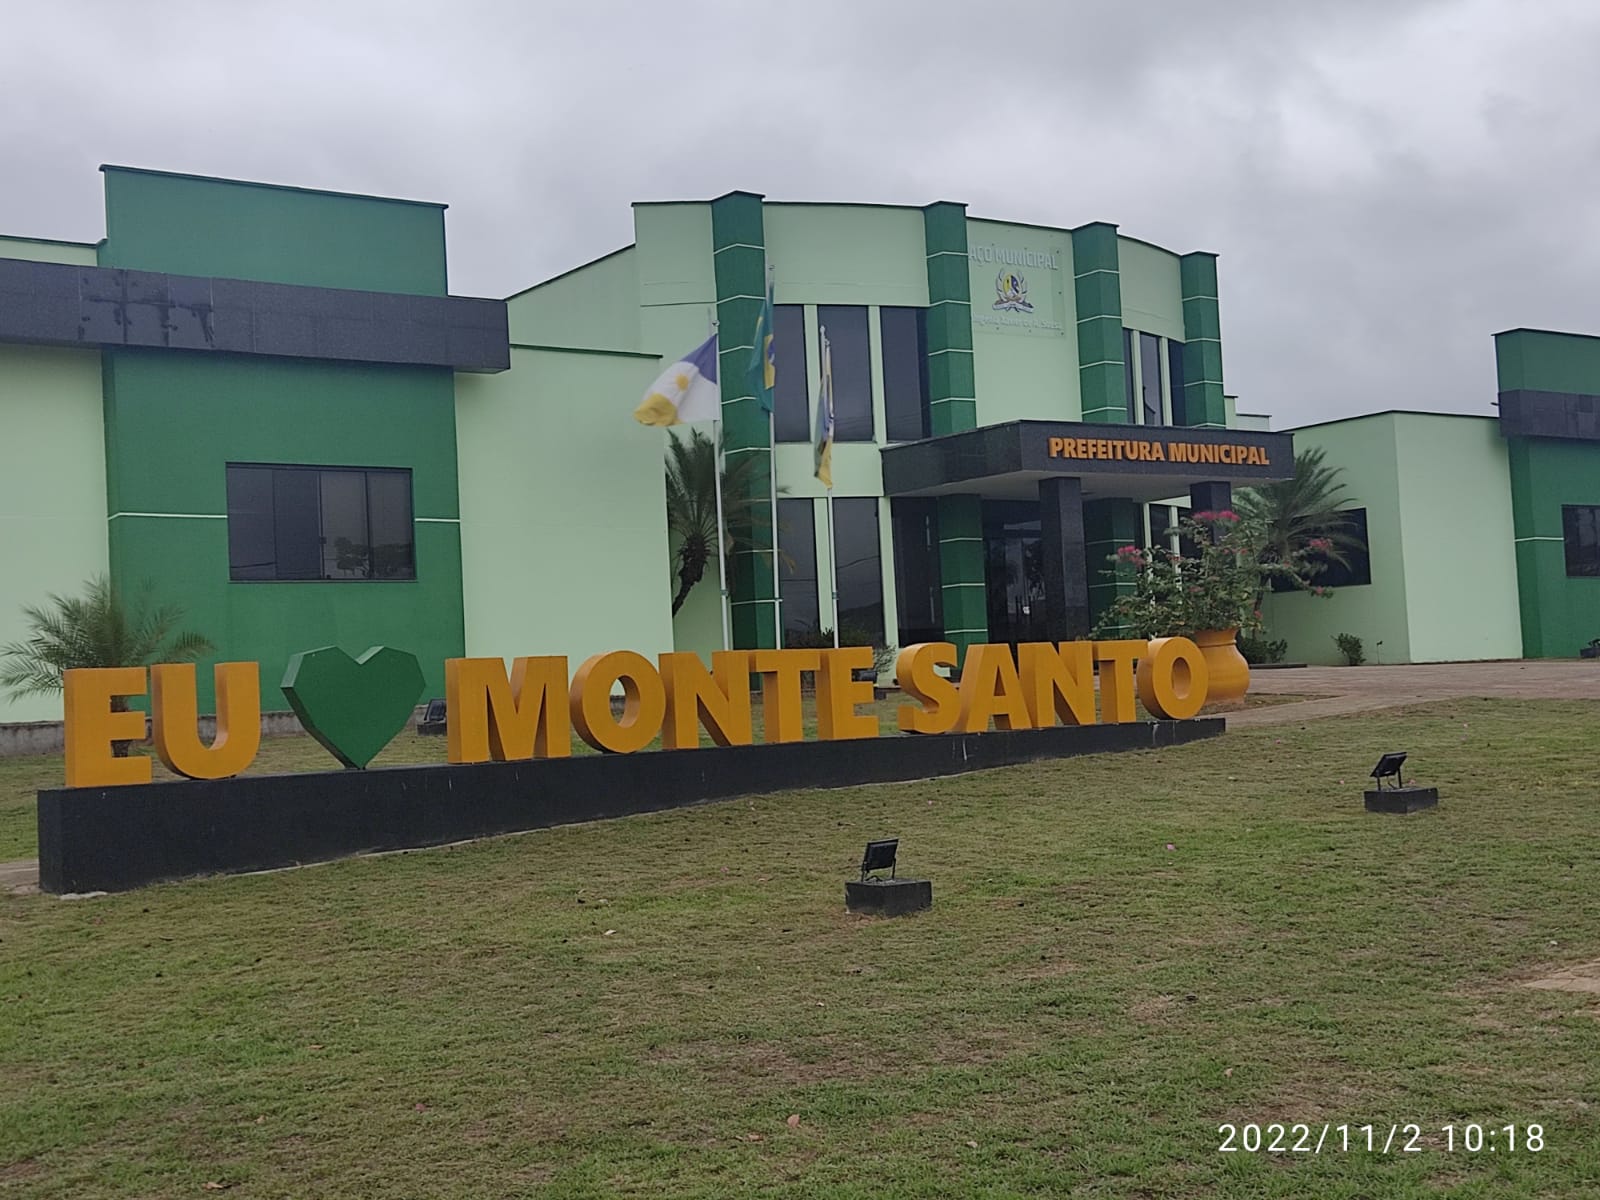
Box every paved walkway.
[1232,660,1600,728]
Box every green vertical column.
[1180,252,1227,428]
[710,191,778,650]
[923,202,976,436]
[1072,222,1125,423]
[1084,498,1140,631]
[936,494,987,663]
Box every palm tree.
[1,577,214,750]
[665,428,776,616]
[1235,446,1366,600]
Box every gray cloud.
[4,0,1598,426]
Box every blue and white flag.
[634,334,721,426]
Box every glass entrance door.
[983,500,1048,647]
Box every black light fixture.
[859,839,899,881]
[845,838,932,916]
[1363,750,1439,814]
[1370,752,1408,789]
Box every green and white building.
[0,166,1595,725]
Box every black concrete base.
[846,878,932,917]
[1364,786,1440,814]
[36,717,1223,894]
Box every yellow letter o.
[1136,636,1209,720]
[570,651,667,753]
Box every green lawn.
[5,698,1598,1197]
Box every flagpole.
[709,307,732,653]
[766,261,782,650]
[819,321,840,648]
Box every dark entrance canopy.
[881,419,1295,501]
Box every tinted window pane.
[1122,328,1137,423]
[890,498,942,645]
[368,472,416,579]
[1273,507,1372,590]
[882,307,929,442]
[272,469,322,580]
[320,470,369,579]
[831,496,884,642]
[773,305,809,443]
[1140,331,1162,427]
[777,497,819,640]
[1564,505,1600,577]
[819,305,873,442]
[226,464,415,582]
[226,466,276,580]
[1167,340,1186,426]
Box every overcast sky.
[4,0,1598,427]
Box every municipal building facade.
[0,166,1595,723]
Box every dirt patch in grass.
[1523,960,1600,994]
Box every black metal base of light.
[1364,786,1439,814]
[846,878,932,916]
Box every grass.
[0,692,1311,863]
[5,698,1597,1197]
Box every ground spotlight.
[845,838,932,916]
[1363,751,1439,813]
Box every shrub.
[1090,510,1332,640]
[784,624,896,680]
[1334,632,1365,666]
[1238,634,1288,665]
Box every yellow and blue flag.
[633,334,721,426]
[813,328,834,489]
[748,279,776,414]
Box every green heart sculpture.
[281,646,426,769]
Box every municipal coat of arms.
[994,270,1033,313]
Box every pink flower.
[1216,509,1239,522]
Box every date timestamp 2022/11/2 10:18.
[1217,1123,1545,1154]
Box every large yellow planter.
[1194,628,1250,705]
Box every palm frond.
[0,575,215,702]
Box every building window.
[227,464,415,581]
[1563,504,1600,577]
[818,305,873,442]
[777,497,820,640]
[831,496,885,642]
[881,307,929,442]
[1167,340,1186,426]
[773,304,810,443]
[1122,328,1137,423]
[890,498,942,645]
[1275,507,1372,590]
[1140,331,1163,427]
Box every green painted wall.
[1393,415,1521,662]
[507,248,641,351]
[1071,223,1124,423]
[0,345,109,723]
[1117,237,1185,342]
[1261,414,1411,664]
[1507,438,1600,656]
[456,347,675,666]
[1495,329,1600,657]
[967,219,1079,426]
[1263,414,1523,664]
[99,167,448,295]
[1495,328,1600,393]
[102,351,465,712]
[0,236,98,266]
[766,204,928,307]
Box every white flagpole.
[819,321,840,648]
[709,307,732,652]
[766,261,782,649]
